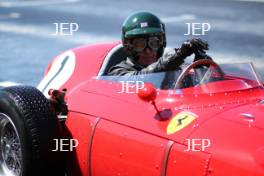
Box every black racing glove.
[177,38,209,58]
[194,49,213,62]
[141,38,209,73]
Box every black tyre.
[0,86,64,176]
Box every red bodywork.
[39,42,264,176]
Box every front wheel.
[0,86,65,176]
[0,112,22,176]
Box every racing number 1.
[37,50,76,97]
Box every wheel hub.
[0,113,22,176]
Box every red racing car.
[0,42,264,176]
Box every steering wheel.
[174,59,225,89]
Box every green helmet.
[122,11,166,59]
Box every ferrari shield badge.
[166,112,197,135]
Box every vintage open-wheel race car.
[0,41,264,176]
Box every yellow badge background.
[167,112,197,135]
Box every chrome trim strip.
[240,113,255,119]
[88,117,100,176]
[161,140,174,176]
[57,115,67,122]
[57,115,67,119]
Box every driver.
[107,11,209,76]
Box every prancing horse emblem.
[176,115,188,126]
[167,112,197,135]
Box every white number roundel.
[37,50,76,97]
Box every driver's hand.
[190,38,209,51]
[194,49,213,62]
[177,38,209,58]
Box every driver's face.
[137,47,158,66]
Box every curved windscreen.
[97,63,263,93]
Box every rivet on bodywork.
[155,164,159,169]
[193,124,199,128]
[208,168,213,174]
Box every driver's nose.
[144,47,152,53]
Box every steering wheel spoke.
[174,59,224,89]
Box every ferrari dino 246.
[0,42,264,176]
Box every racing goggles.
[131,37,162,52]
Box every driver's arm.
[108,38,209,76]
[108,49,186,76]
